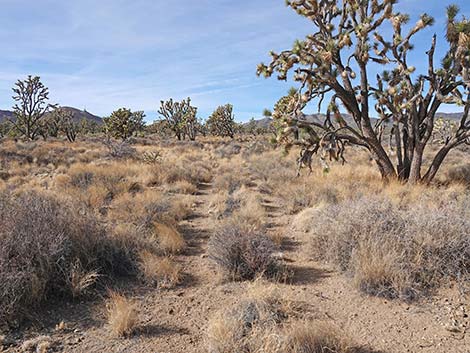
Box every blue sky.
[0,1,468,122]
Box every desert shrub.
[138,251,182,288]
[306,196,470,299]
[207,291,368,353]
[283,322,364,353]
[165,180,198,194]
[208,224,282,281]
[160,160,212,186]
[206,290,288,353]
[104,140,137,159]
[0,191,136,324]
[446,163,470,185]
[154,222,186,254]
[106,291,139,337]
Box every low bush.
[106,291,139,337]
[138,251,182,288]
[446,163,470,185]
[208,224,283,281]
[0,191,136,324]
[206,290,287,353]
[306,196,470,299]
[284,322,366,353]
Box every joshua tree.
[184,108,198,141]
[103,108,145,141]
[258,1,470,183]
[79,119,100,135]
[10,76,56,140]
[158,98,198,140]
[206,104,236,138]
[0,122,12,139]
[43,107,70,138]
[51,108,80,142]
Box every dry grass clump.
[283,322,365,353]
[154,222,186,254]
[58,161,144,210]
[149,154,212,187]
[207,286,367,353]
[305,195,470,299]
[206,288,288,353]
[108,191,192,235]
[106,291,139,337]
[20,335,53,352]
[446,163,470,185]
[138,251,182,288]
[208,186,266,230]
[0,191,136,324]
[165,180,198,194]
[208,224,283,281]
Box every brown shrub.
[154,223,186,255]
[305,196,470,299]
[0,191,136,324]
[206,289,288,353]
[446,163,470,185]
[208,224,283,281]
[106,291,139,337]
[138,251,182,288]
[284,322,363,353]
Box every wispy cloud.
[0,1,467,121]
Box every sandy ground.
[2,181,469,353]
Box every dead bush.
[284,322,364,353]
[206,289,288,353]
[446,163,470,185]
[306,196,470,299]
[0,191,137,324]
[106,291,139,337]
[208,224,283,281]
[154,222,186,255]
[138,251,182,288]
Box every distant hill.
[242,117,273,129]
[0,106,102,125]
[245,111,465,129]
[436,112,464,121]
[0,110,14,122]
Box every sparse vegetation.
[103,108,145,141]
[1,3,470,351]
[106,291,139,337]
[208,223,283,281]
[258,1,470,183]
[0,190,135,324]
[305,195,470,299]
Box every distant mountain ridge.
[0,106,102,125]
[245,111,466,128]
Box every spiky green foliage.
[206,104,236,138]
[158,98,198,140]
[11,76,57,140]
[258,1,470,184]
[104,108,145,141]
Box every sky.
[0,0,469,123]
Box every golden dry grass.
[106,291,139,337]
[153,222,186,254]
[138,251,182,288]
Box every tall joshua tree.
[10,76,56,140]
[104,108,145,141]
[258,1,470,183]
[158,98,198,140]
[206,104,236,138]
